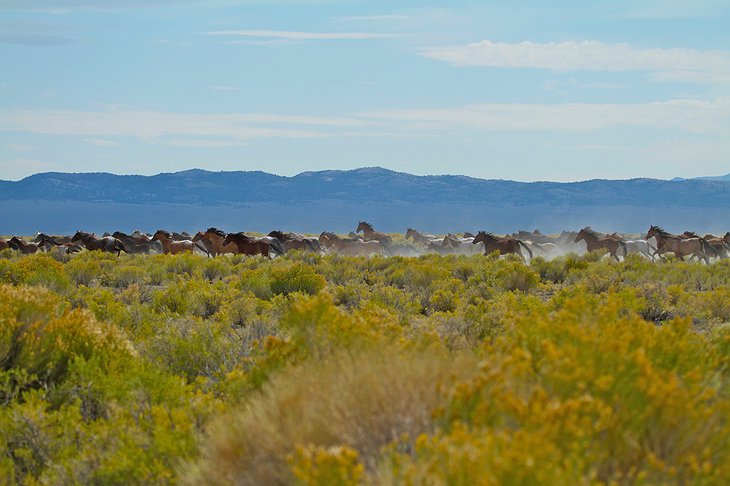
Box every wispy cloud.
[0,20,78,46]
[206,29,400,40]
[83,138,121,147]
[0,1,206,11]
[333,15,408,23]
[362,99,730,134]
[0,109,376,143]
[421,40,730,85]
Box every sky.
[0,0,729,182]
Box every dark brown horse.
[222,232,283,258]
[356,221,392,245]
[574,227,626,261]
[112,231,164,254]
[268,230,322,253]
[473,231,533,262]
[0,237,9,251]
[646,226,711,264]
[152,230,209,255]
[72,231,126,256]
[193,228,238,256]
[9,237,42,254]
[34,232,73,244]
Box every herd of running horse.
[1,222,729,263]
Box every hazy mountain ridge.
[3,167,730,208]
[2,168,729,234]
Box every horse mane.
[650,226,670,237]
[684,231,700,238]
[358,221,373,231]
[580,227,603,238]
[320,231,340,240]
[206,227,227,237]
[156,229,173,239]
[477,231,498,240]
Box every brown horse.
[646,226,711,264]
[152,230,209,255]
[356,221,392,245]
[268,231,322,253]
[193,228,238,256]
[319,232,383,256]
[0,237,9,251]
[72,231,126,256]
[34,232,73,244]
[473,231,533,262]
[682,232,726,260]
[9,237,42,254]
[222,232,283,258]
[574,227,626,261]
[36,233,84,254]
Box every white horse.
[524,241,561,259]
[623,239,658,260]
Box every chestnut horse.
[574,227,626,262]
[268,231,322,253]
[356,221,392,245]
[222,232,283,258]
[152,230,210,256]
[472,231,533,262]
[193,228,238,256]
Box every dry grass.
[182,346,477,485]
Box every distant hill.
[1,167,729,235]
[672,173,730,182]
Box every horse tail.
[518,240,533,260]
[699,238,716,260]
[114,238,126,255]
[193,240,211,257]
[270,239,285,257]
[618,240,628,258]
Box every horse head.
[356,221,371,233]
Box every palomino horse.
[9,237,42,254]
[473,232,533,262]
[72,231,126,256]
[319,232,382,256]
[356,221,392,245]
[268,231,322,253]
[574,228,626,262]
[193,228,238,256]
[646,226,711,264]
[153,230,209,256]
[222,232,284,258]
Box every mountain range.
[1,168,729,235]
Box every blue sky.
[0,0,729,181]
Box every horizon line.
[1,166,727,185]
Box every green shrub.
[270,263,326,296]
